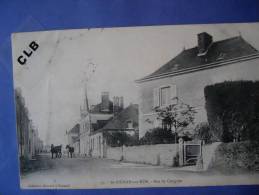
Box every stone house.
[136,32,259,138]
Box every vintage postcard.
[12,22,259,189]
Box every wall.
[90,132,104,158]
[79,112,91,155]
[202,142,221,170]
[106,144,178,166]
[106,146,122,161]
[138,57,259,137]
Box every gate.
[179,138,202,166]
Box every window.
[127,120,133,129]
[153,85,177,108]
[160,86,170,107]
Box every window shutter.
[153,88,159,108]
[170,84,177,105]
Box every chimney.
[197,32,213,56]
[101,92,110,112]
[113,96,123,115]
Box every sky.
[12,22,259,145]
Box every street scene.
[12,23,259,188]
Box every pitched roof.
[68,123,80,134]
[137,36,259,82]
[101,104,139,130]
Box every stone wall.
[106,146,122,161]
[202,142,221,170]
[106,144,178,166]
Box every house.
[136,32,259,138]
[79,91,124,156]
[15,88,44,160]
[89,104,139,158]
[66,123,80,154]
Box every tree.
[154,98,197,143]
[193,122,213,144]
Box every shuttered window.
[153,88,160,108]
[160,86,170,107]
[153,84,177,108]
[170,84,177,105]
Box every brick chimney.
[101,92,110,112]
[197,32,213,56]
[113,96,124,115]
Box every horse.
[50,144,62,159]
[66,145,74,158]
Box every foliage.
[154,99,197,143]
[104,131,138,147]
[211,141,259,172]
[139,128,177,145]
[204,81,259,143]
[193,122,214,144]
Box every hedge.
[204,81,259,143]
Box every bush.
[104,131,139,147]
[193,122,214,144]
[204,81,259,143]
[140,128,177,145]
[211,141,259,172]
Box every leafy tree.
[154,99,197,143]
[193,122,213,144]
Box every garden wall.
[106,144,178,166]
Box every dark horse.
[66,145,74,158]
[50,144,62,159]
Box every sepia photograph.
[12,22,259,189]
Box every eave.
[135,53,259,84]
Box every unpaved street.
[21,153,259,189]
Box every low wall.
[202,142,221,170]
[106,147,122,161]
[106,144,178,166]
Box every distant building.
[15,88,44,160]
[136,32,259,138]
[90,104,139,158]
[66,123,80,154]
[79,91,124,156]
